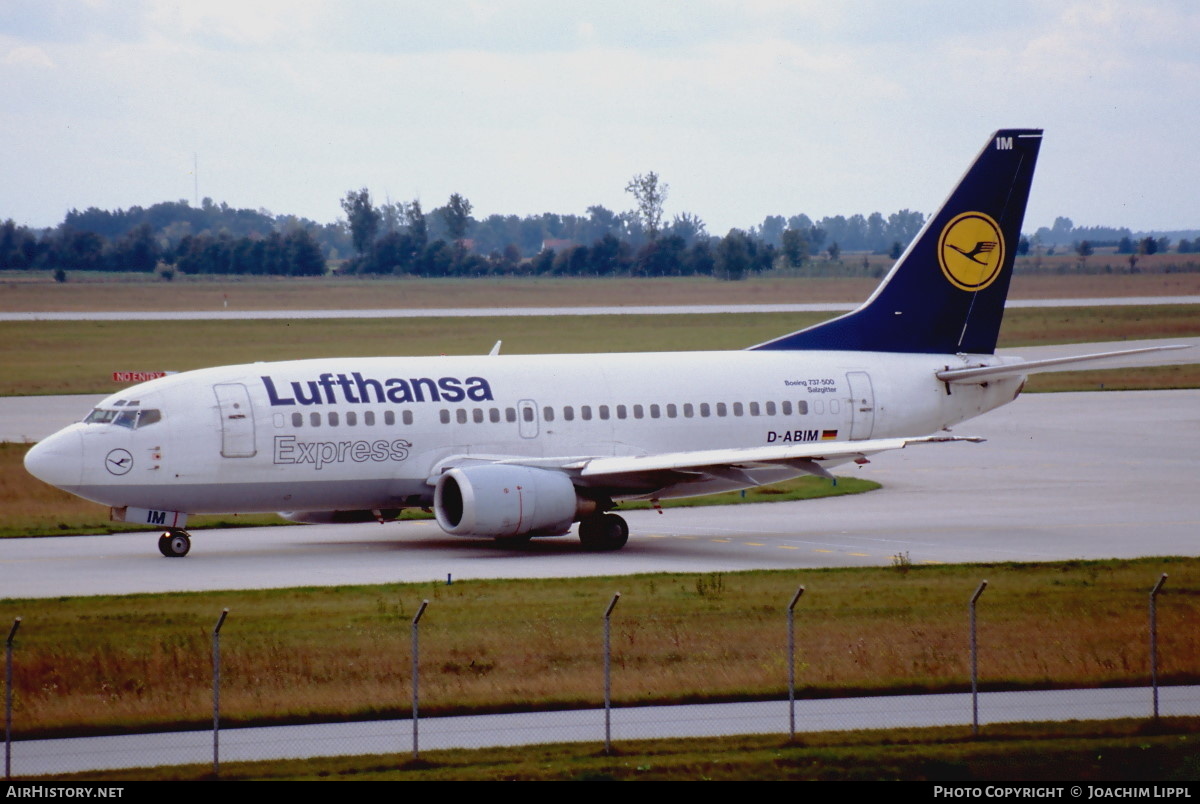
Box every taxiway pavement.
[2,388,1196,599]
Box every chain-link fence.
[4,572,1198,777]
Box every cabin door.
[846,371,876,441]
[213,383,257,457]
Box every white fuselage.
[30,349,1021,516]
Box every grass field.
[3,266,1199,312]
[2,558,1194,740]
[1,304,1197,396]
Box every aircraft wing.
[430,435,982,498]
[556,435,982,493]
[572,436,972,475]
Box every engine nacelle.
[434,465,592,537]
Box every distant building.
[541,238,575,253]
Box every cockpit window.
[85,407,162,429]
[84,408,118,424]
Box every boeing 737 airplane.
[22,129,1184,557]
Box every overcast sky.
[3,0,1197,236]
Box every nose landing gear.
[158,529,191,557]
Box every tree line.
[3,179,1195,280]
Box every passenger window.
[292,412,303,427]
[456,409,468,424]
[472,408,484,423]
[666,404,677,418]
[766,401,776,416]
[440,410,450,424]
[543,406,555,422]
[365,411,375,426]
[700,403,711,418]
[563,406,575,421]
[830,400,840,414]
[346,411,357,426]
[749,401,760,416]
[813,400,824,415]
[489,408,501,423]
[650,404,661,419]
[732,402,744,416]
[599,405,610,420]
[581,405,592,421]
[782,401,792,415]
[310,412,321,427]
[402,410,412,425]
[522,406,534,422]
[633,404,644,419]
[617,405,627,419]
[506,407,516,422]
[384,410,395,425]
[328,412,339,426]
[683,403,694,418]
[716,402,727,417]
[273,413,284,429]
[797,400,808,415]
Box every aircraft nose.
[24,428,84,491]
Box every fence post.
[969,580,988,736]
[411,599,429,760]
[603,592,621,755]
[5,618,20,781]
[212,608,229,777]
[1149,573,1168,719]
[787,586,805,740]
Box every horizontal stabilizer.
[937,344,1194,384]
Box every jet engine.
[434,464,595,537]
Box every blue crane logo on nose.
[105,448,133,476]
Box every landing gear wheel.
[578,514,629,552]
[158,529,191,558]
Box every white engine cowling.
[434,465,588,537]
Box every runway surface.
[3,388,1197,599]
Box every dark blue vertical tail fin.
[752,129,1042,355]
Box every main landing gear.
[158,529,191,558]
[578,513,629,552]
